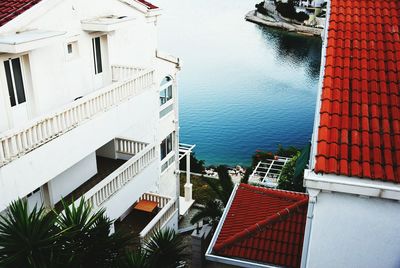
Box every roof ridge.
[213,197,308,253]
[238,183,308,201]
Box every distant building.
[0,0,183,243]
[208,0,400,267]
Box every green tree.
[190,200,224,229]
[0,199,65,268]
[120,250,150,268]
[202,165,233,206]
[0,198,130,268]
[144,228,186,268]
[57,199,130,267]
[179,153,205,174]
[277,152,305,192]
[190,165,234,227]
[241,167,252,184]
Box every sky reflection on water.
[154,0,322,166]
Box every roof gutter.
[304,170,400,201]
[308,0,332,170]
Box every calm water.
[154,0,322,166]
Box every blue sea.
[154,0,322,166]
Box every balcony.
[57,137,157,221]
[116,192,178,245]
[0,66,154,167]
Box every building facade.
[0,0,181,242]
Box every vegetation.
[190,166,234,228]
[277,151,304,192]
[276,0,309,22]
[0,199,186,268]
[179,152,206,174]
[179,174,217,205]
[240,167,253,184]
[255,1,268,16]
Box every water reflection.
[155,0,322,166]
[257,26,322,79]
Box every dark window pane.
[92,38,97,73]
[167,134,173,154]
[167,85,173,101]
[11,58,26,104]
[160,89,167,105]
[160,139,167,160]
[95,37,102,74]
[4,60,16,107]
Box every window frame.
[92,37,103,74]
[4,57,27,107]
[159,76,173,106]
[160,132,174,160]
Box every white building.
[0,0,183,242]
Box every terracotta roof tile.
[314,0,400,182]
[0,0,41,27]
[135,0,158,10]
[212,184,308,268]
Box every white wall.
[103,160,159,221]
[306,191,400,268]
[48,152,97,205]
[0,89,156,211]
[0,0,181,218]
[159,166,177,198]
[0,0,158,131]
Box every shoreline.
[245,10,323,37]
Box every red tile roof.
[314,0,400,182]
[0,0,158,28]
[135,0,158,10]
[0,0,41,27]
[213,184,308,268]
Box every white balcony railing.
[111,65,144,82]
[0,67,154,167]
[139,193,178,243]
[115,137,148,156]
[75,141,157,210]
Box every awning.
[0,30,66,53]
[81,15,135,32]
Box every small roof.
[210,184,308,268]
[313,0,400,182]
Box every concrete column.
[184,153,192,202]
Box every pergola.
[249,156,291,188]
[178,143,196,216]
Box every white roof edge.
[309,0,332,170]
[0,29,66,53]
[205,183,239,258]
[304,169,400,201]
[205,253,281,268]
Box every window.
[160,133,174,160]
[66,41,79,60]
[92,37,102,74]
[4,58,26,107]
[67,43,73,54]
[159,76,173,106]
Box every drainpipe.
[300,188,320,268]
